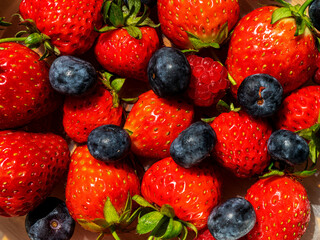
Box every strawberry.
[210,108,273,178]
[134,157,221,238]
[275,85,320,132]
[274,85,320,164]
[18,0,104,56]
[245,175,311,240]
[63,82,123,143]
[123,90,194,159]
[157,0,240,50]
[226,4,318,97]
[0,130,70,217]
[0,42,62,130]
[94,0,160,82]
[65,145,140,235]
[187,55,230,107]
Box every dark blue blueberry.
[207,197,256,240]
[147,47,191,98]
[49,55,97,96]
[170,121,216,168]
[25,197,75,240]
[267,129,309,165]
[309,0,320,31]
[87,124,131,162]
[237,73,283,118]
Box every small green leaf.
[77,219,107,232]
[214,22,229,45]
[25,32,42,45]
[124,25,142,39]
[121,97,139,103]
[109,2,124,27]
[271,7,293,24]
[292,168,318,177]
[179,220,198,236]
[186,31,220,50]
[160,204,175,218]
[157,219,183,239]
[111,78,126,93]
[103,197,120,225]
[180,225,189,240]
[136,211,165,234]
[102,0,112,23]
[133,195,158,210]
[95,25,117,33]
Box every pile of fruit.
[0,0,320,239]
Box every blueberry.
[170,121,216,168]
[267,129,309,165]
[87,124,131,162]
[49,55,97,96]
[207,197,256,240]
[237,73,283,118]
[25,197,75,240]
[309,0,320,31]
[147,47,191,98]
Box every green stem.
[298,0,314,15]
[110,225,121,240]
[0,37,27,43]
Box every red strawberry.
[95,26,160,82]
[245,175,311,240]
[157,0,240,50]
[187,55,229,107]
[65,145,140,234]
[275,85,320,132]
[0,42,62,130]
[138,157,221,234]
[226,4,318,97]
[63,82,123,143]
[210,109,273,178]
[123,90,194,159]
[19,0,104,55]
[0,130,70,217]
[94,0,160,82]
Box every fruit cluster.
[0,0,319,240]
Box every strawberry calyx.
[132,195,198,240]
[97,0,159,39]
[186,21,229,51]
[271,0,320,49]
[77,194,141,240]
[0,14,60,59]
[99,71,138,108]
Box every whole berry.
[207,197,256,240]
[49,55,97,96]
[187,55,229,107]
[147,47,191,97]
[170,121,217,168]
[237,73,283,118]
[309,0,320,31]
[87,124,131,162]
[25,197,75,240]
[267,129,309,165]
[245,175,311,240]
